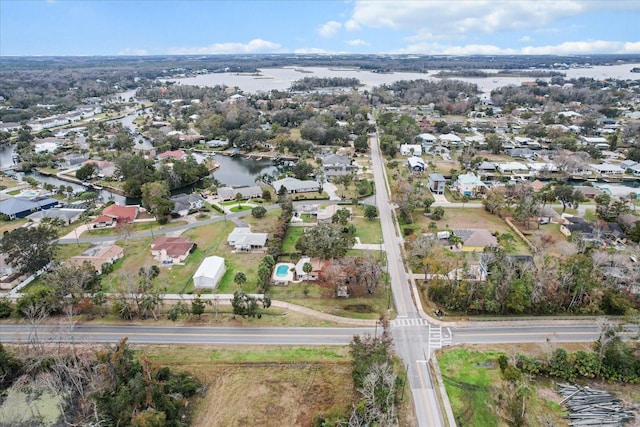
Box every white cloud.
[169,39,281,55]
[118,48,149,56]
[395,39,640,55]
[519,36,533,42]
[346,39,369,47]
[344,19,361,31]
[318,20,342,38]
[521,40,640,54]
[348,0,639,38]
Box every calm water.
[212,155,278,187]
[169,64,640,95]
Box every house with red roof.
[157,149,186,161]
[100,204,138,223]
[92,214,116,228]
[150,236,195,264]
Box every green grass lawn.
[282,227,304,253]
[84,220,188,237]
[229,205,252,213]
[438,348,505,427]
[352,216,382,244]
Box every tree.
[191,296,209,319]
[141,181,174,222]
[75,163,97,181]
[483,188,506,215]
[234,271,247,291]
[424,197,435,213]
[231,291,271,318]
[364,204,378,220]
[431,206,445,220]
[251,206,267,218]
[331,208,351,225]
[0,225,58,274]
[295,223,356,260]
[235,192,243,208]
[554,184,582,213]
[292,159,314,180]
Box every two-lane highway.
[0,323,610,346]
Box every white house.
[454,173,487,197]
[496,162,530,174]
[193,256,226,289]
[590,163,625,175]
[272,177,320,194]
[439,133,462,145]
[407,156,426,172]
[227,227,268,251]
[417,133,437,144]
[399,144,422,156]
[428,173,446,195]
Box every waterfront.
[169,64,640,95]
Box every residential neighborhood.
[1,54,640,427]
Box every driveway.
[323,182,341,201]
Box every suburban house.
[92,214,116,228]
[590,163,625,175]
[169,193,204,217]
[399,144,423,156]
[428,173,446,195]
[417,133,437,144]
[574,186,604,200]
[439,133,462,145]
[217,186,262,201]
[294,257,324,281]
[67,245,124,274]
[560,216,594,237]
[0,254,18,287]
[158,149,187,161]
[496,162,530,174]
[407,156,426,172]
[0,196,59,220]
[150,236,195,264]
[27,208,85,225]
[272,177,320,194]
[321,154,357,180]
[477,161,497,172]
[83,160,116,178]
[507,148,536,159]
[452,229,498,252]
[454,174,487,197]
[227,227,268,252]
[101,204,138,223]
[193,256,226,290]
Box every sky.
[1,0,639,56]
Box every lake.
[168,64,640,95]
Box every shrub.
[0,298,13,318]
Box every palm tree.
[234,272,247,291]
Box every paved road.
[368,119,444,427]
[0,323,612,346]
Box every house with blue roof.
[0,196,58,220]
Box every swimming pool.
[272,262,295,285]
[275,264,289,277]
[20,190,39,197]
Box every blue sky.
[1,0,639,56]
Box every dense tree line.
[115,153,209,196]
[290,77,360,91]
[0,339,201,426]
[372,79,480,114]
[425,246,640,316]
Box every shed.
[193,256,226,289]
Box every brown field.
[141,345,416,427]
